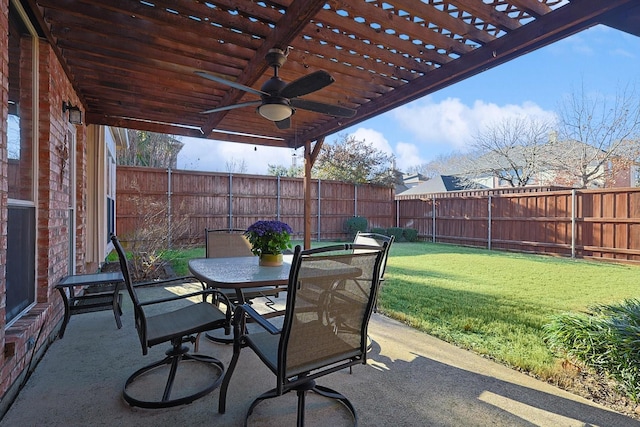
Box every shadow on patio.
[1,282,637,427]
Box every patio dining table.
[188,255,293,305]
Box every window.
[6,3,37,325]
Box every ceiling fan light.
[258,103,292,121]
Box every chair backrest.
[278,244,385,383]
[110,234,148,351]
[353,231,394,280]
[205,228,253,258]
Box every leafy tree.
[267,164,303,177]
[117,130,183,168]
[313,134,400,186]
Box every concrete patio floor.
[1,282,638,427]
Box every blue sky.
[177,24,640,175]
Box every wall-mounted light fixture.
[62,101,83,125]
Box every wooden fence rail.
[115,166,395,246]
[116,166,640,264]
[396,187,640,264]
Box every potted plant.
[244,220,293,266]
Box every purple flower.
[245,220,293,256]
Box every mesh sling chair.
[219,243,386,426]
[204,228,287,308]
[353,232,394,312]
[111,234,231,408]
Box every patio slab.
[1,283,637,427]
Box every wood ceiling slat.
[330,0,476,57]
[508,0,552,17]
[389,0,496,45]
[287,38,406,91]
[201,0,328,136]
[451,0,523,32]
[294,26,421,82]
[24,0,638,148]
[295,0,627,146]
[44,10,250,79]
[316,5,447,71]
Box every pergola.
[25,0,640,245]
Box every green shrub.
[345,216,368,237]
[370,227,388,235]
[403,228,418,242]
[543,299,640,401]
[387,227,404,241]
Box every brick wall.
[0,4,88,405]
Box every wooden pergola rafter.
[23,0,640,246]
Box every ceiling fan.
[195,48,356,129]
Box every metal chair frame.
[111,234,231,408]
[219,243,386,426]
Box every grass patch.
[379,242,640,379]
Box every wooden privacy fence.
[115,166,395,246]
[397,187,640,264]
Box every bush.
[345,216,368,238]
[370,227,388,236]
[403,228,418,242]
[387,227,404,241]
[543,299,640,401]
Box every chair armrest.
[235,304,280,335]
[139,287,230,308]
[132,275,196,288]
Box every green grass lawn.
[157,240,639,381]
[380,242,640,379]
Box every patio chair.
[219,243,386,426]
[111,234,231,409]
[204,228,287,308]
[353,231,394,312]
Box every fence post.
[354,184,358,217]
[167,167,172,249]
[396,199,399,228]
[432,195,436,243]
[487,194,492,250]
[277,175,281,220]
[317,179,321,241]
[228,172,233,230]
[571,189,576,259]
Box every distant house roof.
[396,175,486,197]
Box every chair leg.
[218,344,242,414]
[243,381,358,426]
[124,342,224,409]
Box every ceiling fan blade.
[195,71,267,97]
[291,99,356,118]
[275,117,291,129]
[280,70,335,99]
[200,100,261,114]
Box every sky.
[177,24,640,175]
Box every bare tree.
[225,158,248,174]
[553,83,640,188]
[472,117,554,187]
[118,130,183,168]
[408,151,478,179]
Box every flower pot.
[259,253,283,267]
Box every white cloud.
[177,99,556,175]
[350,128,393,155]
[177,137,294,174]
[395,141,425,171]
[391,96,556,154]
